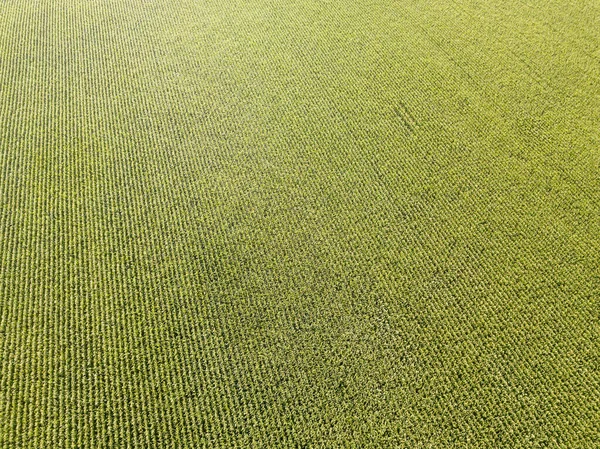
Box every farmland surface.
[1,0,599,447]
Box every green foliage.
[1,0,599,447]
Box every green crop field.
[1,0,599,447]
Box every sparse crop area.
[1,0,599,447]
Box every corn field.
[1,0,599,447]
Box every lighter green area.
[0,0,599,447]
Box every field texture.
[1,0,599,447]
